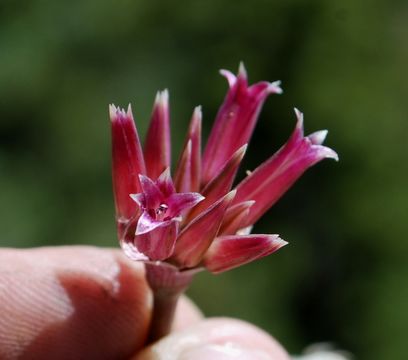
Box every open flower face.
[110,64,337,273]
[129,170,204,261]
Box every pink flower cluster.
[110,64,337,274]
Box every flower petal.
[136,211,165,235]
[204,234,287,273]
[139,174,162,210]
[219,69,237,87]
[167,192,205,217]
[218,200,255,235]
[174,140,192,193]
[135,220,179,261]
[144,90,171,179]
[308,129,328,145]
[171,190,236,268]
[174,106,202,192]
[233,109,338,227]
[156,167,176,197]
[110,104,146,221]
[202,63,281,185]
[186,144,246,222]
[129,193,145,208]
[117,214,148,261]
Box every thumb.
[135,318,290,360]
[0,246,151,360]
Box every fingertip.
[0,246,152,359]
[172,295,204,332]
[135,317,289,360]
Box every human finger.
[0,246,151,360]
[172,295,204,332]
[135,317,290,360]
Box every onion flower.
[110,64,338,341]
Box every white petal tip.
[308,130,328,145]
[236,226,253,236]
[237,143,248,157]
[193,105,202,119]
[220,69,237,87]
[268,80,283,94]
[246,200,256,207]
[186,138,192,151]
[273,236,289,247]
[226,189,237,200]
[158,167,172,180]
[294,108,304,130]
[109,104,117,120]
[129,193,144,206]
[238,61,247,78]
[294,107,303,119]
[161,88,169,99]
[155,89,169,106]
[126,103,133,117]
[330,150,340,162]
[109,104,128,121]
[317,146,339,161]
[138,174,148,183]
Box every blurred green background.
[0,0,407,358]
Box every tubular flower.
[110,64,338,341]
[110,64,337,275]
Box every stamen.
[156,203,168,216]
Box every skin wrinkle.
[0,247,152,360]
[0,271,75,358]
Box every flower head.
[110,64,337,274]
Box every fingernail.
[178,342,272,360]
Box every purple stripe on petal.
[144,90,171,179]
[189,108,202,193]
[174,107,202,193]
[174,140,192,193]
[175,106,202,192]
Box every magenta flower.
[110,64,337,341]
[129,169,204,261]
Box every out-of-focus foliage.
[0,0,407,358]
